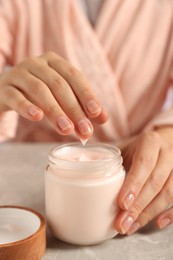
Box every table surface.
[0,143,173,260]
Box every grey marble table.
[0,143,172,260]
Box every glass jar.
[45,143,125,245]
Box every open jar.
[45,143,125,245]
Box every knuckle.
[17,98,27,110]
[21,57,38,67]
[150,173,162,193]
[131,180,143,195]
[67,64,86,80]
[68,105,82,118]
[168,144,173,155]
[50,77,66,90]
[147,131,160,142]
[131,202,143,216]
[164,183,173,202]
[4,87,14,99]
[46,104,57,116]
[68,66,81,77]
[10,66,21,76]
[140,210,152,224]
[45,51,57,60]
[29,79,44,93]
[141,131,161,146]
[137,154,154,171]
[81,87,91,98]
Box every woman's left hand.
[115,127,173,235]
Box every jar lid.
[0,206,46,260]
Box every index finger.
[44,52,106,120]
[119,132,160,210]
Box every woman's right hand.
[0,52,108,139]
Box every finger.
[3,86,44,121]
[115,147,172,234]
[92,110,109,124]
[119,132,160,210]
[156,206,173,229]
[115,210,134,234]
[127,171,173,234]
[44,52,104,119]
[25,60,93,138]
[9,69,74,135]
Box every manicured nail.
[28,106,41,116]
[124,193,135,210]
[57,116,73,131]
[121,216,134,233]
[86,100,101,115]
[159,218,171,229]
[77,119,92,136]
[127,222,140,235]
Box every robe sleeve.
[0,0,18,142]
[144,85,173,132]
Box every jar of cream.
[45,143,125,245]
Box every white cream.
[0,208,41,245]
[80,138,88,146]
[45,143,125,245]
[79,153,90,161]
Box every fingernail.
[28,106,41,116]
[124,193,135,210]
[57,116,73,131]
[127,222,140,235]
[77,119,92,136]
[121,216,134,233]
[86,100,101,115]
[159,218,171,229]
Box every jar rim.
[48,142,122,170]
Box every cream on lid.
[0,208,41,245]
[51,145,118,162]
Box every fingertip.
[157,218,171,229]
[86,100,102,118]
[114,211,125,234]
[56,127,74,136]
[56,116,74,135]
[117,189,127,210]
[156,213,171,229]
[28,106,44,121]
[119,191,135,211]
[92,110,109,124]
[99,110,109,123]
[75,118,93,139]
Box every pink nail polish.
[159,218,171,229]
[57,116,73,131]
[28,106,41,116]
[127,222,140,235]
[122,216,134,233]
[86,100,101,115]
[77,119,92,136]
[124,193,135,209]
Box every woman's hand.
[115,128,173,235]
[0,52,108,139]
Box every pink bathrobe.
[0,0,173,142]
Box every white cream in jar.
[45,143,125,245]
